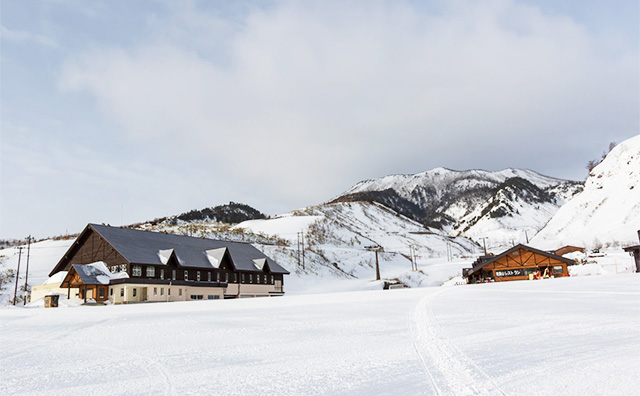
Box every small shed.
[44,294,60,308]
[464,244,576,283]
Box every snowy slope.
[333,167,582,248]
[234,201,480,289]
[1,274,637,395]
[0,239,74,305]
[531,135,640,249]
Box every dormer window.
[146,266,155,277]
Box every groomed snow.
[1,274,638,395]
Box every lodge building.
[45,223,289,304]
[463,244,575,283]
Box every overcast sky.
[1,0,638,239]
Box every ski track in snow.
[409,288,507,396]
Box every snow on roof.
[158,249,174,265]
[205,247,226,268]
[43,271,68,285]
[72,262,129,285]
[252,258,266,270]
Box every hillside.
[233,201,480,289]
[531,135,640,249]
[332,167,582,248]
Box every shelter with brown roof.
[463,244,576,283]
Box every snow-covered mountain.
[332,167,582,248]
[531,135,640,249]
[233,201,479,290]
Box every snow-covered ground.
[1,274,638,395]
[0,239,74,305]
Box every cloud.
[1,25,58,47]
[59,0,638,206]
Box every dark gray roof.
[90,224,289,274]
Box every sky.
[1,0,638,240]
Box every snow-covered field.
[1,274,638,395]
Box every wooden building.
[554,245,584,257]
[463,244,575,283]
[49,224,290,304]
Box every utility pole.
[409,246,415,271]
[23,236,32,305]
[297,232,301,267]
[524,230,529,243]
[375,249,381,281]
[13,247,24,305]
[301,232,305,270]
[479,237,488,255]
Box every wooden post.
[83,284,87,303]
[375,249,381,281]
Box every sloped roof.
[90,224,289,274]
[64,262,129,285]
[470,244,576,273]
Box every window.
[207,295,214,299]
[207,272,211,282]
[160,269,164,280]
[99,288,105,299]
[271,275,274,284]
[154,287,157,295]
[172,270,176,280]
[168,288,171,296]
[264,275,267,284]
[225,273,229,282]
[160,288,164,296]
[110,266,118,274]
[179,289,183,296]
[120,264,127,272]
[184,270,189,281]
[249,274,253,284]
[120,288,124,297]
[190,295,203,300]
[242,273,245,284]
[132,266,142,277]
[133,288,137,297]
[197,271,201,281]
[110,288,113,296]
[233,273,238,283]
[146,266,155,277]
[216,272,220,282]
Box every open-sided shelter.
[463,244,576,283]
